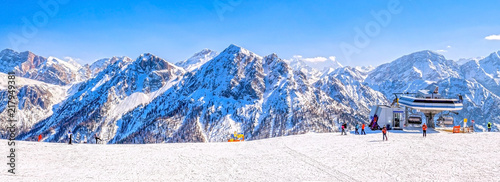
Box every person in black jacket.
[94,134,103,144]
[382,127,388,141]
[355,123,360,135]
[68,130,73,145]
[342,123,348,135]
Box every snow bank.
[1,131,498,181]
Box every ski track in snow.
[1,131,499,181]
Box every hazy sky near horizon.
[1,0,499,67]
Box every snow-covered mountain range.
[0,46,498,143]
[365,50,500,129]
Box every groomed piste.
[1,131,499,181]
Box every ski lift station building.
[369,105,405,129]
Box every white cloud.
[485,34,500,40]
[64,56,80,61]
[436,46,451,53]
[292,55,336,63]
[63,56,83,66]
[303,57,328,63]
[289,55,343,70]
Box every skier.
[343,123,348,135]
[361,123,366,135]
[372,114,379,128]
[382,126,388,141]
[341,124,346,135]
[487,122,492,132]
[355,123,360,135]
[38,134,42,142]
[95,134,103,144]
[67,130,73,145]
[422,123,427,137]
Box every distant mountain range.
[0,45,498,143]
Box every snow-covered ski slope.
[1,131,499,181]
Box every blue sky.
[1,0,499,67]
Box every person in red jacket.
[341,123,347,135]
[382,127,388,141]
[361,123,366,135]
[38,134,42,142]
[422,123,427,137]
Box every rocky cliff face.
[78,56,132,80]
[314,66,388,116]
[0,73,68,139]
[0,49,86,85]
[19,54,185,143]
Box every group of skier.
[64,130,102,145]
[380,123,427,141]
[340,121,430,141]
[354,120,495,141]
[46,121,497,144]
[340,122,366,135]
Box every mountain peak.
[478,50,500,75]
[228,44,241,50]
[195,48,215,55]
[134,53,181,73]
[191,48,217,59]
[221,44,250,55]
[479,50,500,64]
[398,50,450,65]
[176,49,218,72]
[263,53,281,66]
[267,53,278,59]
[485,50,500,60]
[214,44,260,64]
[19,50,37,57]
[456,57,483,65]
[366,50,459,84]
[354,65,374,73]
[0,49,35,58]
[45,56,82,72]
[0,48,16,55]
[138,53,156,60]
[409,50,443,57]
[137,53,170,65]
